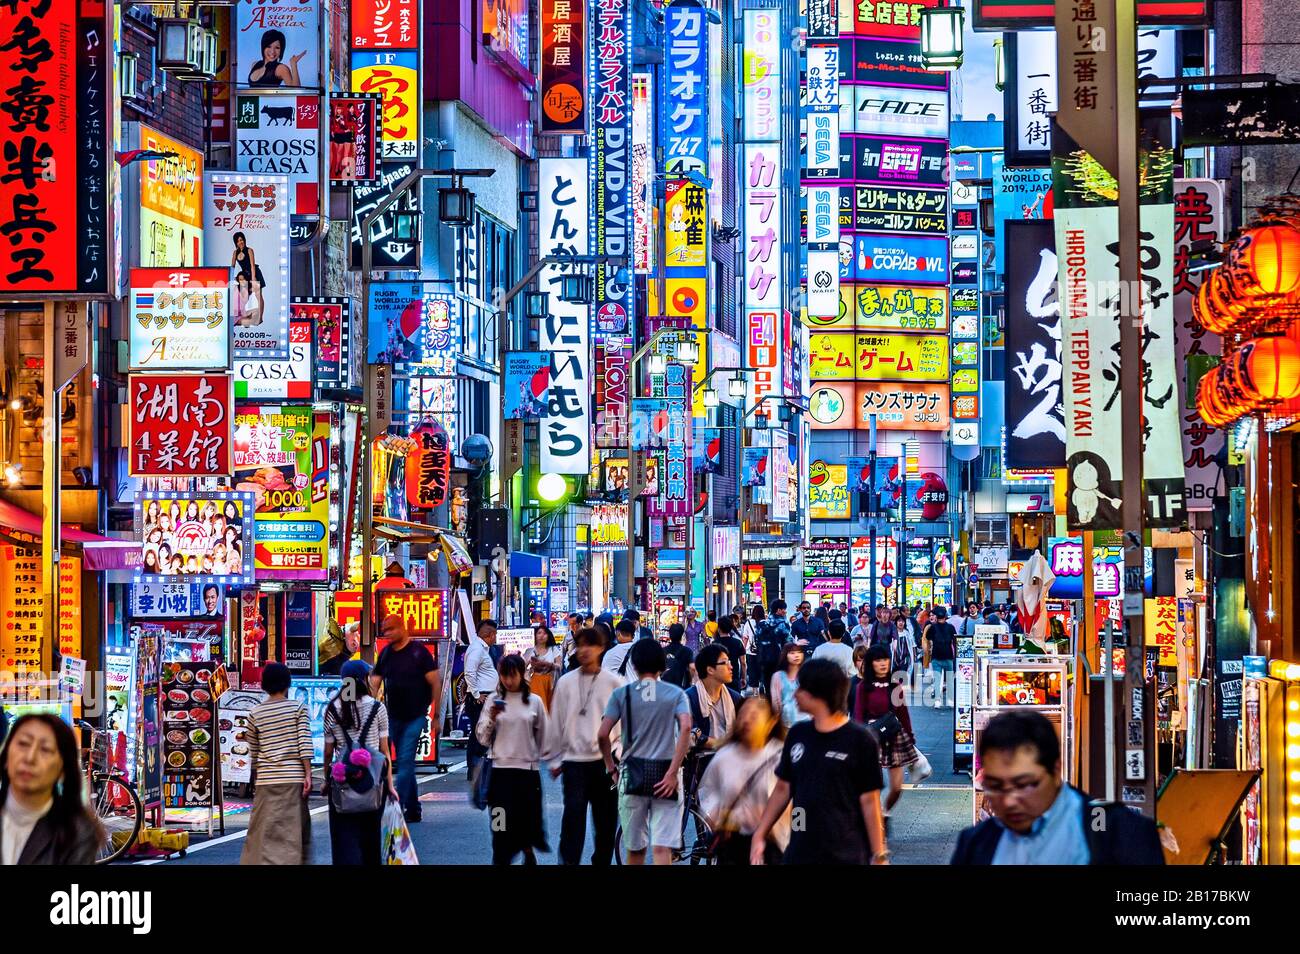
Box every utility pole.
[868,412,877,608]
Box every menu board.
[217,689,262,785]
[160,661,217,807]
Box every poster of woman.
[236,0,320,89]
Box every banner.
[741,8,780,143]
[1173,179,1226,510]
[540,0,586,134]
[594,339,630,447]
[771,431,790,521]
[1052,123,1124,530]
[741,448,768,488]
[233,406,331,581]
[136,492,257,585]
[235,94,321,216]
[808,381,949,431]
[351,51,419,160]
[632,73,654,273]
[129,374,235,477]
[0,0,110,296]
[808,461,850,519]
[663,0,709,172]
[292,298,351,389]
[851,86,949,139]
[204,172,292,359]
[744,144,783,311]
[1004,220,1065,469]
[235,314,312,400]
[237,0,322,89]
[590,0,633,333]
[129,268,231,371]
[504,352,552,420]
[138,127,204,268]
[852,134,948,187]
[538,158,591,474]
[328,94,381,184]
[1137,116,1187,529]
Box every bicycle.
[79,721,143,864]
[610,760,718,865]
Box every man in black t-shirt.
[662,623,695,689]
[370,614,440,821]
[713,615,748,692]
[750,658,887,865]
[924,606,958,709]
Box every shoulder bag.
[620,684,673,798]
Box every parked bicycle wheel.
[92,773,142,864]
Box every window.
[975,515,1009,547]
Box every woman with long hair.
[143,548,160,575]
[696,696,789,865]
[522,626,561,712]
[322,660,394,865]
[853,645,930,825]
[0,714,103,864]
[475,654,549,865]
[770,641,810,729]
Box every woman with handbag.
[476,654,550,865]
[322,660,395,865]
[696,696,788,865]
[852,645,929,823]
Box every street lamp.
[524,291,549,321]
[537,472,568,504]
[647,353,666,375]
[702,386,720,409]
[675,337,699,365]
[438,184,476,228]
[559,273,594,304]
[920,2,964,72]
[993,37,1006,91]
[728,373,747,399]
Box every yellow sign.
[352,56,420,159]
[664,180,707,268]
[856,285,948,331]
[140,126,204,267]
[1145,596,1178,666]
[808,461,850,519]
[664,277,707,328]
[0,547,81,671]
[809,332,949,382]
[805,284,857,330]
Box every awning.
[0,499,135,570]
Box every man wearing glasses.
[951,710,1164,865]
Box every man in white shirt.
[544,627,623,864]
[463,618,500,776]
[812,619,856,679]
[601,618,638,684]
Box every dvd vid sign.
[852,87,949,139]
[854,135,948,187]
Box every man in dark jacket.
[662,622,695,689]
[951,710,1165,865]
[791,601,826,649]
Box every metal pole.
[40,303,59,676]
[868,412,877,610]
[1114,0,1153,815]
[1103,618,1116,801]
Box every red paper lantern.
[1228,223,1300,300]
[1196,369,1236,426]
[1235,335,1300,403]
[1194,270,1239,335]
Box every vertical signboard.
[0,0,111,296]
[744,143,784,417]
[1003,220,1065,469]
[540,0,587,134]
[632,73,654,274]
[1173,179,1225,511]
[234,94,322,216]
[590,0,632,334]
[663,0,709,174]
[742,9,781,144]
[138,127,204,268]
[204,172,292,359]
[236,0,322,88]
[538,158,591,474]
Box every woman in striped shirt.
[240,663,314,865]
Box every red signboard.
[328,95,381,184]
[405,422,451,510]
[540,0,586,134]
[351,0,418,48]
[972,0,1207,28]
[0,0,110,295]
[129,373,235,477]
[375,589,449,639]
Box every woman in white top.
[697,695,790,865]
[0,714,103,865]
[476,654,550,865]
[523,626,563,712]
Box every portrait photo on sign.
[137,494,255,582]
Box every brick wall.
[121,11,209,156]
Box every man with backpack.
[754,600,791,697]
[602,618,639,684]
[868,605,895,648]
[923,606,959,708]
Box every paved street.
[151,684,970,866]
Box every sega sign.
[848,233,948,285]
[806,186,840,246]
[807,111,840,173]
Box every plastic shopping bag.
[381,797,419,865]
